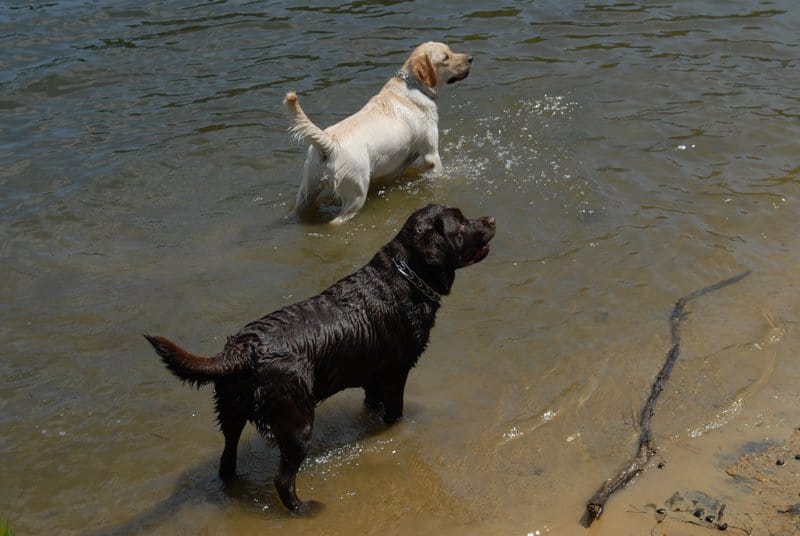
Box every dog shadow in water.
[94,400,393,535]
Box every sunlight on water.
[688,399,743,438]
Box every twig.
[583,271,751,526]
[626,504,648,515]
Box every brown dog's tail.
[144,334,235,387]
[284,91,337,159]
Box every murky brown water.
[2,1,799,534]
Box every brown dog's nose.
[467,56,474,64]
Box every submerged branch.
[583,270,751,526]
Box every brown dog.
[145,204,495,514]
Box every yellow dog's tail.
[284,92,337,159]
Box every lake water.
[2,1,799,534]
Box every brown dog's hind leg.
[214,387,248,480]
[218,412,247,480]
[271,405,315,514]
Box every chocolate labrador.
[144,204,495,514]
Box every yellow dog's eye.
[443,53,449,61]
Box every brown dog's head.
[403,42,473,90]
[401,204,495,274]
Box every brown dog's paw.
[290,500,325,518]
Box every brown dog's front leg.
[363,383,384,409]
[382,370,410,424]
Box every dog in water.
[145,204,495,514]
[285,42,472,223]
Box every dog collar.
[396,70,437,101]
[392,258,441,303]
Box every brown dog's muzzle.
[462,216,496,266]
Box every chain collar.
[392,258,441,303]
[396,70,437,101]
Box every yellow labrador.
[285,42,472,224]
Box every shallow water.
[1,1,799,534]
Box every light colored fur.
[285,41,472,224]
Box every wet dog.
[145,204,495,514]
[285,42,472,223]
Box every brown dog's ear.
[411,53,437,88]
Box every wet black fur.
[145,203,495,514]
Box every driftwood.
[583,271,751,526]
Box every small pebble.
[705,514,716,523]
[657,461,666,469]
[693,508,705,518]
[656,508,666,515]
[777,459,785,466]
[717,522,728,531]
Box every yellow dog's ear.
[411,53,437,88]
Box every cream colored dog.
[285,41,472,224]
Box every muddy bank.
[723,429,800,535]
[591,429,800,535]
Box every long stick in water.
[583,270,751,526]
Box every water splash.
[441,95,588,210]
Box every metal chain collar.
[392,258,441,303]
[396,70,437,101]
